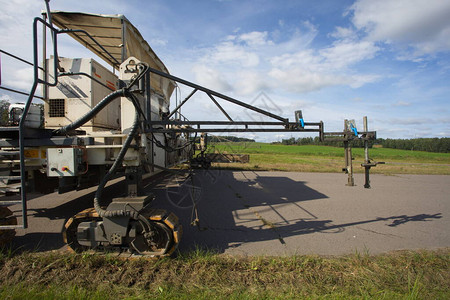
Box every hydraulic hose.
[54,65,157,233]
[92,104,155,234]
[54,89,128,135]
[53,87,141,220]
[93,107,140,219]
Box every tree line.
[275,136,449,153]
[207,136,255,143]
[375,138,449,153]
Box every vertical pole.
[363,116,371,188]
[344,119,355,186]
[42,12,47,102]
[175,87,179,120]
[319,121,324,142]
[120,18,127,64]
[346,143,354,186]
[148,72,154,172]
[364,116,369,163]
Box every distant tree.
[375,138,449,153]
[208,136,255,143]
[0,99,10,126]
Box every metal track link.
[63,207,182,257]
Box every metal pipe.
[120,18,127,63]
[42,12,48,102]
[324,131,376,136]
[343,120,355,187]
[18,80,38,229]
[0,86,44,100]
[167,88,197,119]
[148,128,322,133]
[363,116,371,188]
[363,116,369,162]
[18,17,55,229]
[0,49,44,71]
[207,94,233,122]
[147,67,289,123]
[149,120,322,126]
[59,29,121,68]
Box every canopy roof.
[50,11,175,99]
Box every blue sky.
[1,0,449,141]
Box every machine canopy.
[50,11,175,100]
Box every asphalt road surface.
[8,171,450,256]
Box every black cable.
[93,107,140,219]
[150,134,194,152]
[54,89,127,135]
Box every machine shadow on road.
[152,170,444,254]
[6,170,444,254]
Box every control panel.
[47,148,83,177]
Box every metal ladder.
[0,8,59,229]
[0,143,23,231]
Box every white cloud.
[0,94,13,102]
[319,40,379,69]
[350,0,450,55]
[348,74,381,88]
[235,71,270,96]
[268,68,349,93]
[206,41,260,67]
[191,65,232,92]
[330,26,356,40]
[186,20,383,99]
[238,31,272,47]
[269,49,321,70]
[2,66,36,93]
[392,101,412,107]
[149,38,168,47]
[267,40,380,93]
[0,0,42,60]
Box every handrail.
[0,49,44,71]
[0,49,44,99]
[17,13,121,228]
[18,17,59,228]
[0,86,44,100]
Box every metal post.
[344,120,355,186]
[121,18,127,63]
[363,116,371,188]
[364,116,369,162]
[345,142,355,186]
[42,12,48,101]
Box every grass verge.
[210,143,450,175]
[0,248,448,299]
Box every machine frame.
[0,3,378,255]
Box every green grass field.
[0,248,449,299]
[209,143,450,175]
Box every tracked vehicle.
[0,2,378,255]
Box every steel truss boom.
[144,67,324,136]
[147,67,289,124]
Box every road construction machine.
[0,3,378,256]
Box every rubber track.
[63,207,182,257]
